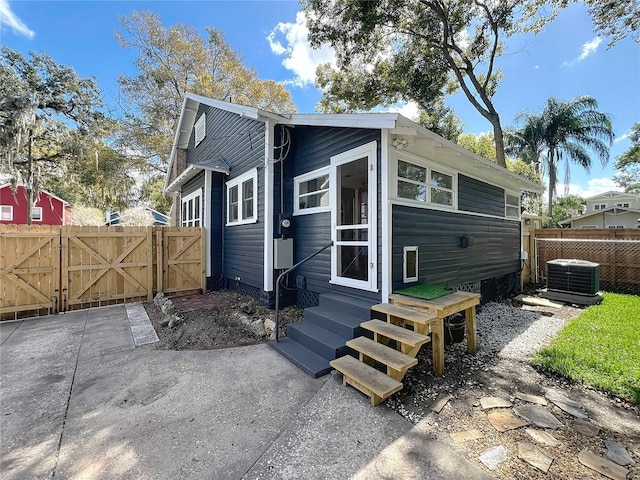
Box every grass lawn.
[533,292,640,404]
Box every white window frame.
[594,204,606,211]
[1,205,13,221]
[226,168,258,226]
[616,203,630,208]
[181,188,202,227]
[403,246,419,283]
[293,166,331,215]
[194,113,206,146]
[608,225,625,229]
[393,154,457,210]
[505,191,520,219]
[31,206,43,222]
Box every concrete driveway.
[0,305,492,479]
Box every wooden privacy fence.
[535,229,640,294]
[1,225,205,320]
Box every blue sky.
[1,0,638,199]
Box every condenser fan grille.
[547,259,600,296]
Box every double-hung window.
[182,189,202,227]
[594,204,606,211]
[227,169,258,225]
[1,205,13,221]
[397,158,455,208]
[294,167,330,215]
[31,207,43,222]
[505,193,520,218]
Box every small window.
[403,246,419,283]
[194,113,206,146]
[181,189,202,227]
[594,204,606,211]
[580,225,598,229]
[396,158,455,208]
[505,193,520,218]
[294,167,330,215]
[31,207,43,222]
[608,225,625,229]
[616,203,630,208]
[226,169,258,225]
[1,205,13,221]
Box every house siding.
[283,125,382,302]
[458,174,505,217]
[0,186,67,225]
[184,104,266,291]
[391,204,521,291]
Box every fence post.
[156,229,163,294]
[200,227,206,293]
[147,226,153,302]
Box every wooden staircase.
[331,303,435,406]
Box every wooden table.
[388,291,480,375]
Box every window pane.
[300,175,329,195]
[431,188,453,206]
[506,194,519,206]
[194,196,200,221]
[242,179,254,219]
[0,207,11,220]
[229,185,238,221]
[398,160,426,183]
[431,171,452,189]
[405,249,417,279]
[299,191,329,209]
[398,180,426,201]
[188,199,193,220]
[506,206,519,217]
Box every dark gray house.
[165,94,543,375]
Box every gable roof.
[585,190,640,202]
[559,205,640,225]
[165,95,544,195]
[0,183,70,206]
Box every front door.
[331,142,377,291]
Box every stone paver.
[516,391,548,406]
[431,394,451,413]
[572,418,600,437]
[518,441,554,473]
[578,449,629,480]
[546,388,587,418]
[126,303,159,346]
[514,405,563,430]
[487,410,528,432]
[450,429,485,443]
[525,428,563,448]
[478,445,508,471]
[604,440,635,467]
[480,396,512,410]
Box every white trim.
[390,199,522,222]
[381,131,391,303]
[181,188,202,227]
[226,168,258,226]
[194,113,206,146]
[330,141,378,292]
[293,166,331,216]
[403,246,419,283]
[1,205,13,221]
[264,120,274,292]
[31,206,43,222]
[204,170,212,277]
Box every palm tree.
[507,96,614,219]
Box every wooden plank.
[330,355,402,406]
[389,291,480,316]
[347,337,418,371]
[361,319,430,348]
[146,226,153,302]
[371,303,438,325]
[200,227,206,292]
[515,295,563,308]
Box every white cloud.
[267,11,335,87]
[383,101,421,122]
[0,0,34,39]
[614,132,630,143]
[561,36,601,67]
[556,177,622,199]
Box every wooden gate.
[0,225,61,317]
[1,225,204,319]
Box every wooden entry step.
[347,336,418,381]
[371,302,437,334]
[361,319,430,357]
[330,355,403,407]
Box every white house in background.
[559,191,640,229]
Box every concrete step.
[287,321,349,361]
[268,338,332,378]
[330,354,403,406]
[319,293,376,320]
[304,306,365,338]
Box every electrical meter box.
[274,238,294,269]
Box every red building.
[0,184,71,225]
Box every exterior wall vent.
[546,259,600,296]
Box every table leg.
[432,317,444,376]
[465,306,477,353]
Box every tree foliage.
[613,122,640,193]
[551,194,585,227]
[507,96,614,219]
[303,0,546,168]
[0,47,106,223]
[457,132,497,162]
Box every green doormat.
[394,284,456,301]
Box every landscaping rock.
[236,314,253,325]
[514,405,563,429]
[153,292,165,307]
[263,318,276,335]
[431,394,451,413]
[572,418,600,437]
[478,445,509,471]
[546,388,588,418]
[604,440,635,467]
[159,314,172,327]
[480,396,512,410]
[487,410,529,432]
[578,449,629,480]
[248,319,267,337]
[161,299,176,315]
[516,391,548,406]
[518,441,554,473]
[525,428,563,448]
[168,314,182,329]
[450,429,484,443]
